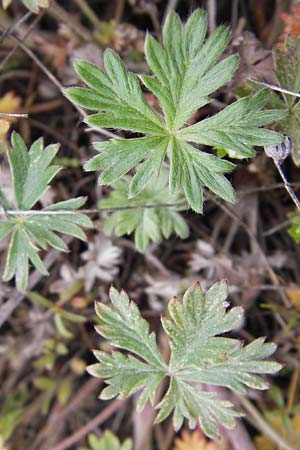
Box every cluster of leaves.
[87,280,281,438]
[268,36,300,166]
[1,0,49,13]
[34,336,69,371]
[26,294,86,414]
[0,133,93,291]
[66,8,285,213]
[100,169,189,252]
[79,430,132,450]
[239,35,300,166]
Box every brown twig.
[0,10,43,71]
[237,394,294,450]
[115,0,125,25]
[207,0,217,33]
[0,10,32,44]
[32,378,101,449]
[274,160,300,211]
[49,398,124,450]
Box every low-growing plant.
[239,35,300,166]
[0,8,286,288]
[66,8,285,213]
[0,133,93,291]
[87,281,281,438]
[100,169,189,252]
[28,291,86,339]
[0,6,286,443]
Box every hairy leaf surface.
[100,169,189,252]
[66,8,285,212]
[0,133,93,291]
[88,281,281,438]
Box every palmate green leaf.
[99,169,189,252]
[0,134,93,291]
[88,281,281,439]
[66,8,284,213]
[177,338,281,393]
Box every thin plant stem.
[237,394,294,450]
[207,0,217,33]
[0,202,187,217]
[0,10,32,44]
[287,367,300,413]
[239,182,300,195]
[49,0,92,41]
[263,219,292,236]
[274,160,300,211]
[49,398,124,450]
[115,0,125,24]
[32,379,101,449]
[73,0,103,32]
[0,11,43,72]
[248,77,300,98]
[0,113,28,118]
[231,0,239,31]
